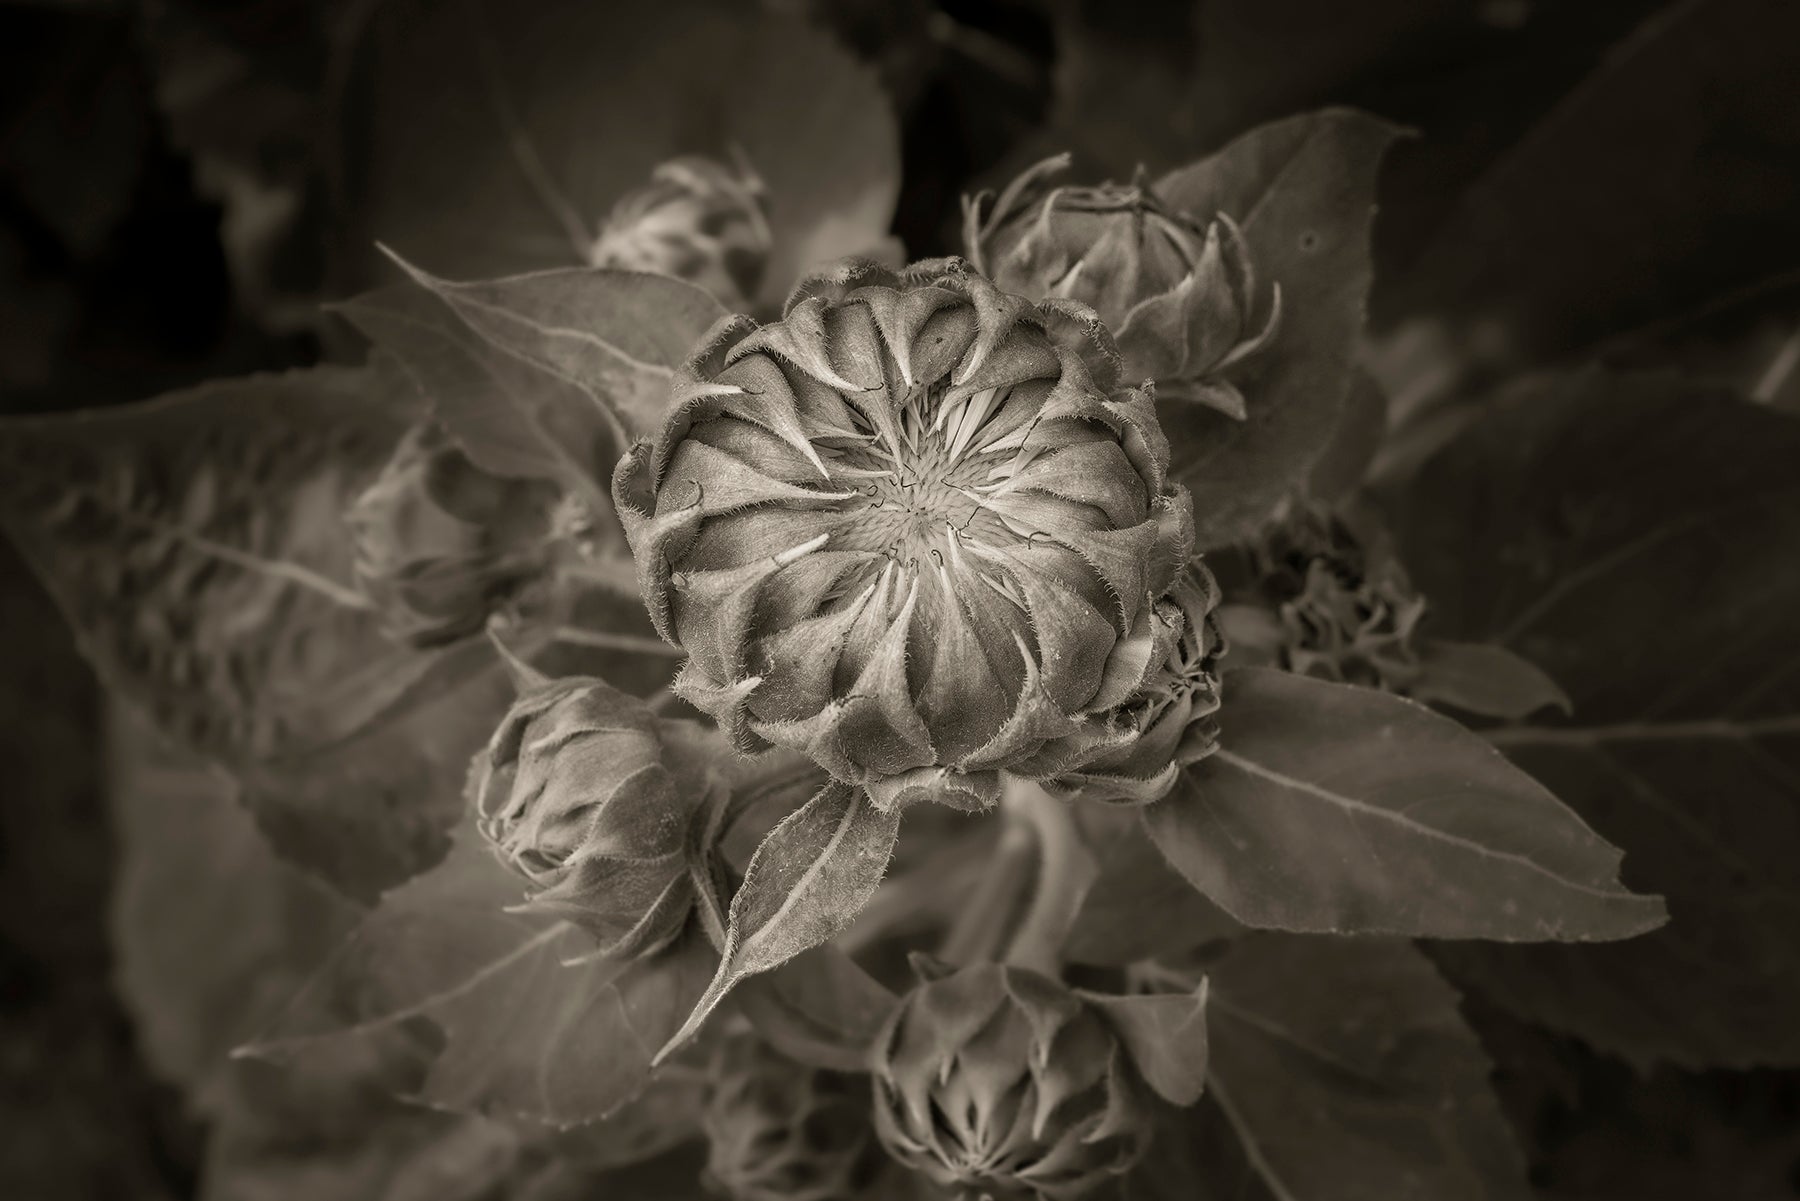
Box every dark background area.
[3,1,1797,1197]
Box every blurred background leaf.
[1392,372,1800,1071]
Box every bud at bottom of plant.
[872,962,1148,1201]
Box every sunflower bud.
[613,258,1194,813]
[470,677,702,960]
[966,157,1279,419]
[701,1032,881,1201]
[347,422,560,647]
[1221,506,1425,692]
[872,962,1147,1201]
[591,154,773,311]
[1046,560,1224,804]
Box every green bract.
[346,421,560,647]
[872,961,1148,1200]
[966,156,1280,419]
[591,154,774,312]
[470,676,703,960]
[613,258,1195,812]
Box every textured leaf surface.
[249,830,714,1127]
[0,365,497,895]
[380,256,725,445]
[661,782,900,1058]
[338,285,614,492]
[1156,110,1403,547]
[1204,936,1530,1201]
[0,366,416,757]
[353,0,898,307]
[1145,668,1666,940]
[1395,373,1800,1068]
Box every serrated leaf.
[248,830,715,1127]
[0,365,417,757]
[659,782,899,1061]
[1409,638,1571,721]
[1156,109,1404,547]
[1204,935,1530,1201]
[1144,667,1666,940]
[1393,372,1800,1069]
[733,945,898,1073]
[353,0,898,308]
[0,365,498,895]
[1085,983,1209,1107]
[337,284,616,495]
[380,254,726,444]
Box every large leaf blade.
[1394,372,1800,1068]
[1156,109,1404,546]
[1205,936,1530,1201]
[1145,667,1665,940]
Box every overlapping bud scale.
[1044,560,1224,804]
[871,962,1147,1200]
[614,259,1194,811]
[469,677,707,961]
[967,156,1280,419]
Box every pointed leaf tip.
[654,782,899,1062]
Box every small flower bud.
[591,154,773,311]
[613,258,1194,813]
[1221,506,1424,692]
[701,1032,882,1201]
[470,677,701,960]
[1047,560,1224,804]
[872,962,1148,1201]
[967,157,1280,418]
[347,422,560,647]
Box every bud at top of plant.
[470,676,702,960]
[1046,559,1224,805]
[966,156,1280,418]
[1222,506,1424,692]
[871,961,1148,1201]
[347,422,561,647]
[591,153,774,311]
[613,257,1194,813]
[701,1031,881,1201]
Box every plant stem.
[1000,778,1093,977]
[938,817,1037,966]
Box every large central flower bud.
[614,259,1193,811]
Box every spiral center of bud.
[825,380,1035,576]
